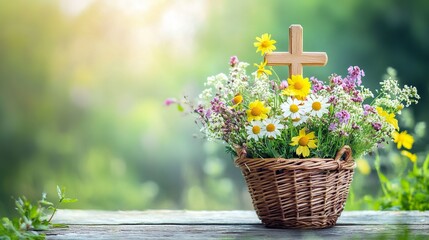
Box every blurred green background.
[1,0,428,215]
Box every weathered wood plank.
[52,210,429,225]
[46,210,429,239]
[46,224,429,240]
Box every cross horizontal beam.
[264,24,328,77]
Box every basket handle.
[234,145,247,163]
[334,145,354,170]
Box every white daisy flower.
[291,116,308,127]
[263,118,285,139]
[281,98,306,119]
[304,95,330,118]
[245,121,265,141]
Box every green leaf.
[52,223,69,228]
[61,198,78,203]
[400,179,410,191]
[56,185,63,200]
[177,104,184,112]
[39,200,54,206]
[33,223,50,231]
[30,205,40,219]
[377,171,389,184]
[423,154,429,176]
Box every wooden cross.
[264,24,328,78]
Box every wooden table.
[47,210,429,239]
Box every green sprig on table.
[0,186,77,239]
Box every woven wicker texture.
[235,145,355,229]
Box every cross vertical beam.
[264,25,328,78]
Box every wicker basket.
[235,145,355,229]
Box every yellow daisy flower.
[290,128,317,157]
[246,100,270,122]
[356,159,371,175]
[231,93,243,106]
[254,33,276,56]
[282,75,311,100]
[376,107,399,130]
[254,61,272,78]
[401,150,417,163]
[392,130,414,149]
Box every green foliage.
[0,186,77,240]
[374,154,429,210]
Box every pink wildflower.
[229,56,239,67]
[279,80,288,90]
[164,98,177,106]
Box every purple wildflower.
[328,96,338,105]
[164,98,177,106]
[330,74,343,85]
[328,123,338,131]
[342,77,356,93]
[229,56,239,67]
[310,77,326,93]
[363,104,376,116]
[352,123,361,130]
[210,96,225,113]
[335,110,351,124]
[372,122,382,131]
[194,104,209,123]
[205,109,212,118]
[195,104,205,115]
[347,66,365,86]
[279,80,288,90]
[351,96,363,102]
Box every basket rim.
[235,145,355,171]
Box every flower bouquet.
[169,25,419,229]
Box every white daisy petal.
[280,98,306,119]
[305,95,330,118]
[246,121,265,141]
[262,118,286,139]
[292,116,308,127]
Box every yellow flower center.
[312,102,322,111]
[252,125,261,134]
[294,81,303,90]
[266,123,275,132]
[251,106,262,116]
[232,95,243,105]
[290,104,299,113]
[261,41,269,48]
[298,136,309,146]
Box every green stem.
[47,198,62,223]
[374,151,390,197]
[270,67,281,82]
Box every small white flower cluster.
[250,73,275,102]
[201,112,224,141]
[199,62,250,105]
[375,78,420,112]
